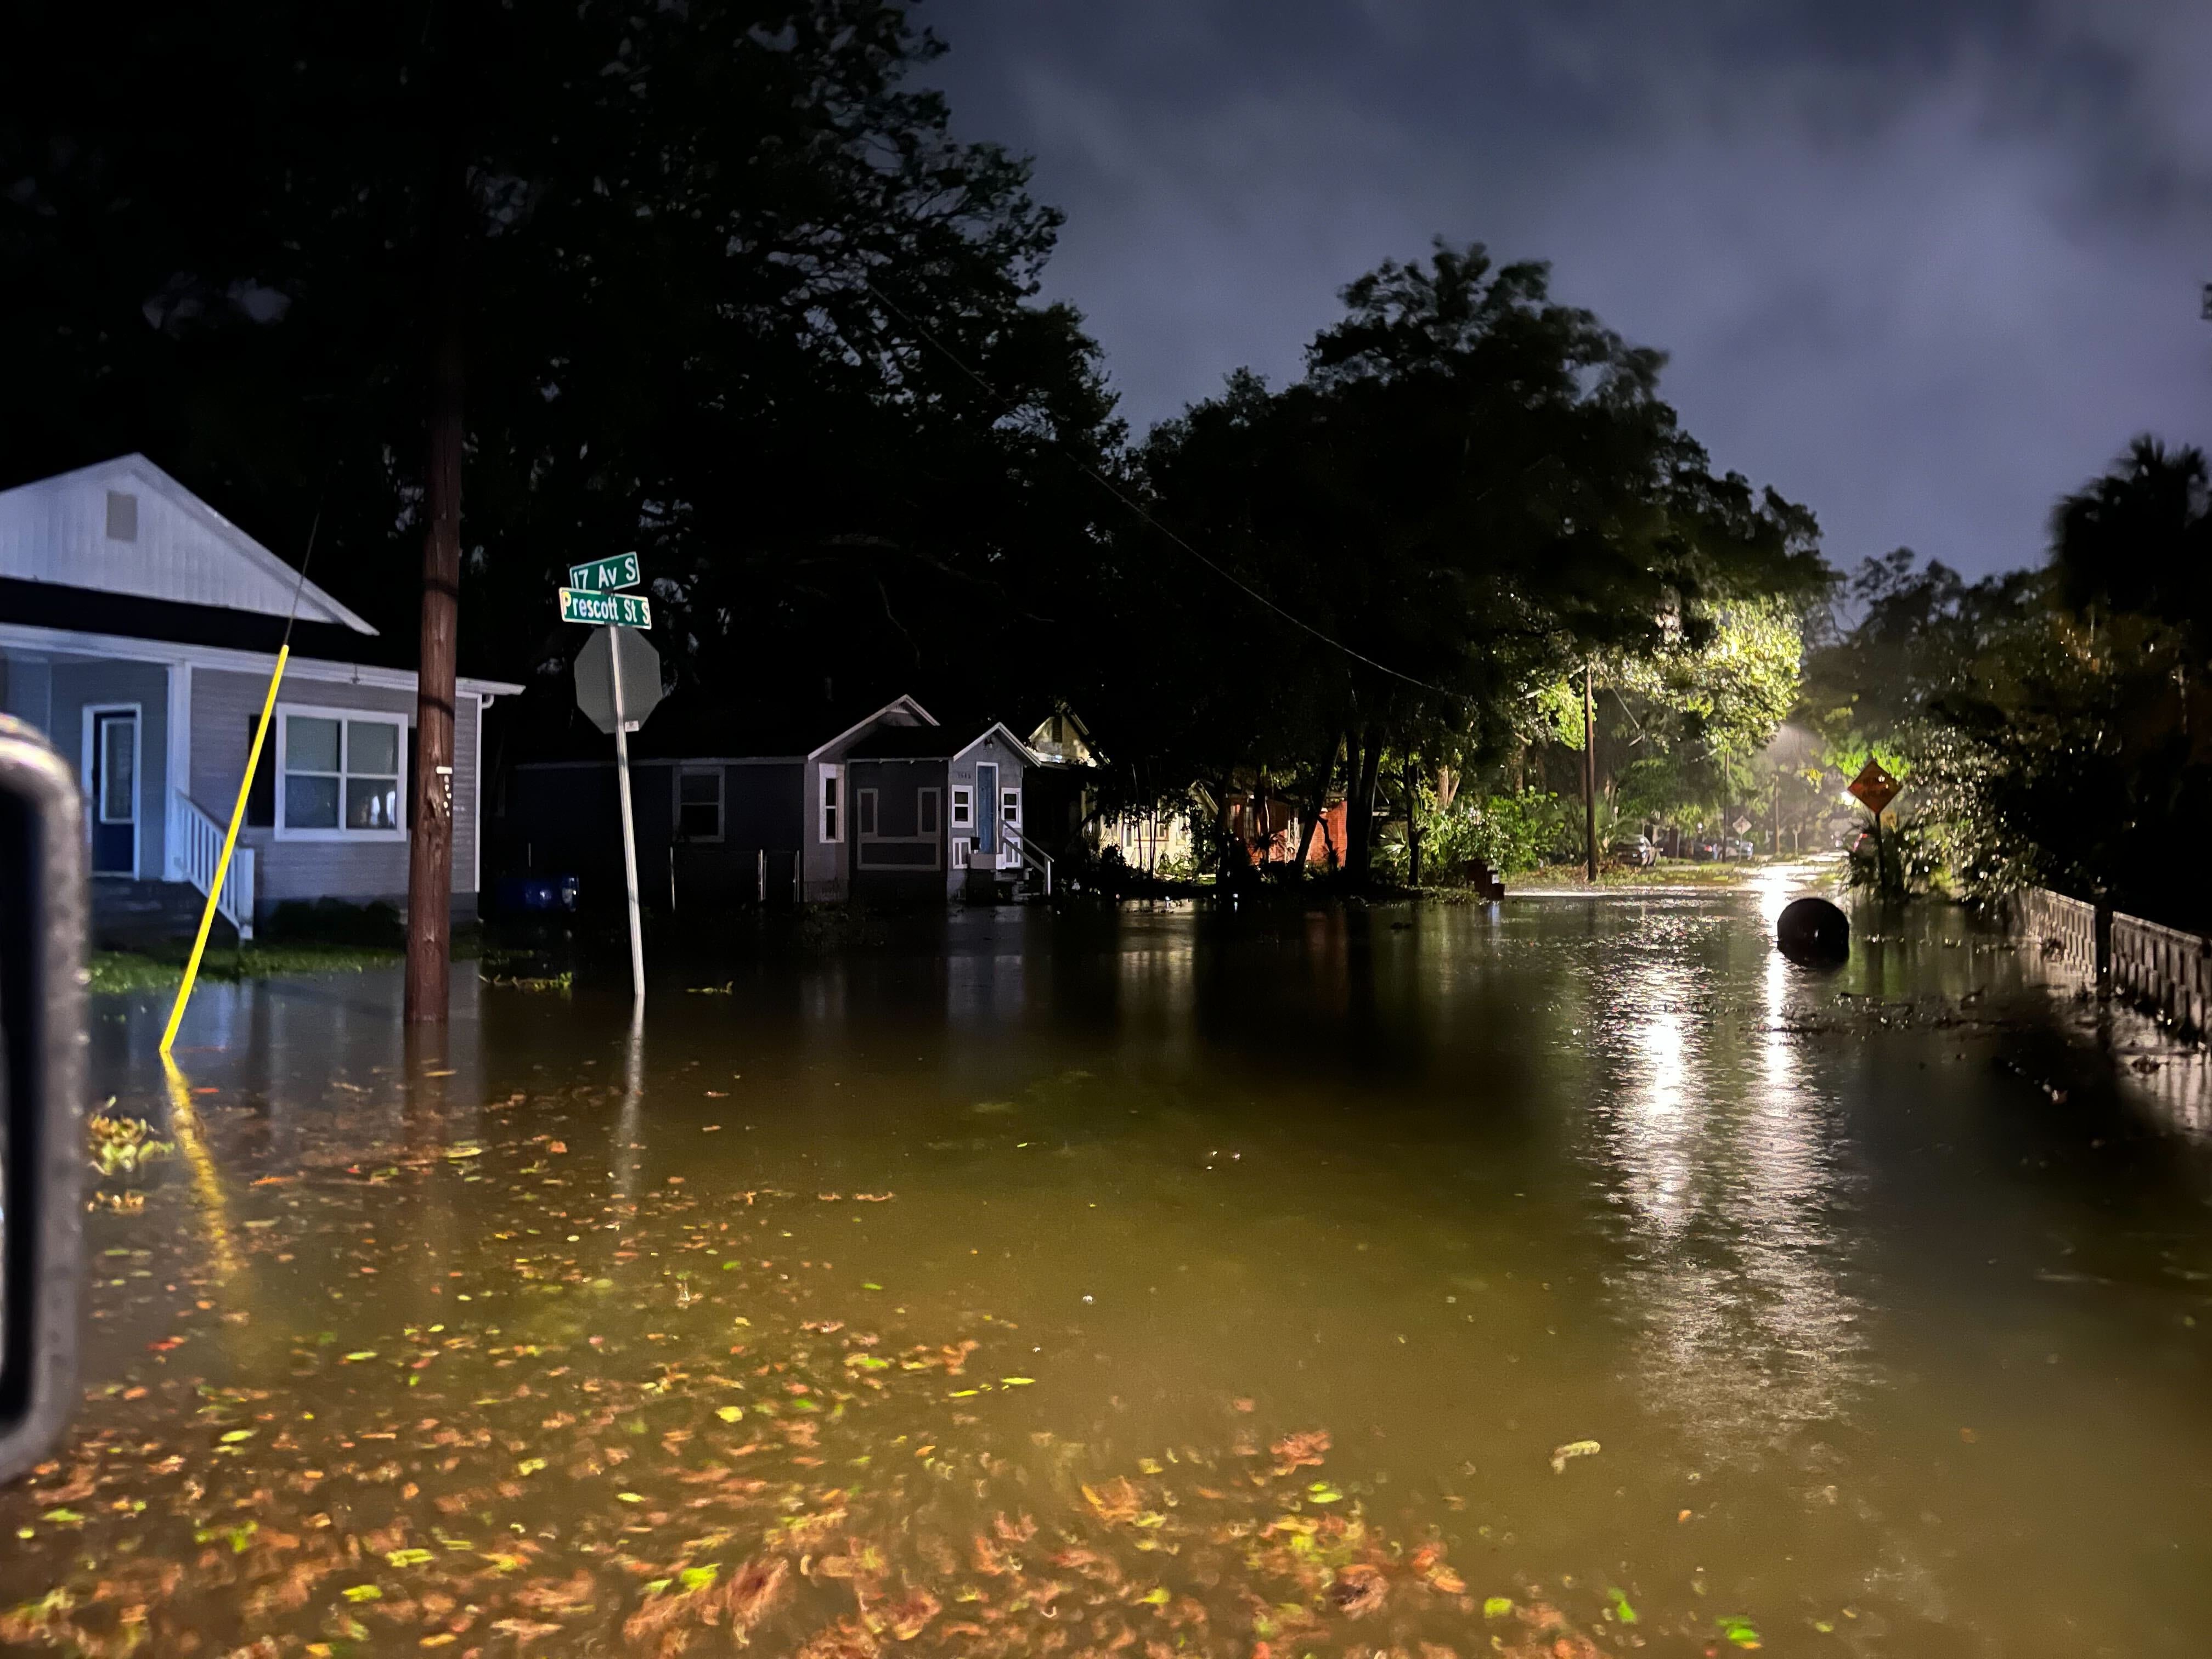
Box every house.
[0,455,522,941]
[501,693,1050,909]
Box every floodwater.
[12,866,2212,1658]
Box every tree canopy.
[1,0,1118,729]
[1066,242,1824,875]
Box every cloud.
[921,0,2212,575]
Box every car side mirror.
[0,717,87,1482]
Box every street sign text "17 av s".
[568,552,640,592]
[559,588,651,629]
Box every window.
[951,787,972,827]
[98,716,135,823]
[677,768,723,840]
[918,788,940,836]
[819,765,842,842]
[105,490,138,541]
[278,709,404,837]
[856,787,878,837]
[1002,789,1020,828]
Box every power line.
[861,278,1467,701]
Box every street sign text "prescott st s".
[559,588,651,629]
[568,552,641,593]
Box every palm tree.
[2048,435,2212,649]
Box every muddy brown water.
[12,867,2212,1657]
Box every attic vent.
[105,490,138,542]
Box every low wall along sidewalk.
[2007,886,2212,1039]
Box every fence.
[2006,885,2212,1039]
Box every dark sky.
[921,0,2210,578]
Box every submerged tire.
[1776,896,1850,964]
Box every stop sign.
[573,625,664,735]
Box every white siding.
[0,455,370,630]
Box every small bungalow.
[0,455,522,940]
[502,693,1050,909]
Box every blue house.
[0,455,521,940]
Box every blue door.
[975,762,998,856]
[91,708,138,876]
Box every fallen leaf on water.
[1271,1429,1330,1470]
[1483,1597,1514,1619]
[1329,1564,1386,1616]
[548,1141,567,1154]
[1549,1438,1601,1474]
[882,1589,940,1640]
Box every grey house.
[0,454,521,939]
[504,694,1049,909]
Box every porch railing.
[168,791,256,941]
[1003,824,1053,896]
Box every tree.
[0,0,1119,724]
[2050,437,2212,655]
[1089,241,1824,884]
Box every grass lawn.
[87,943,404,995]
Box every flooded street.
[15,869,2212,1657]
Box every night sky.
[922,0,2211,578]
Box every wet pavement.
[12,865,2212,1657]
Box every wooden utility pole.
[405,32,472,1024]
[1582,664,1598,883]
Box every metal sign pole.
[607,625,646,1007]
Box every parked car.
[1690,836,1723,861]
[1726,838,1756,860]
[1609,835,1656,868]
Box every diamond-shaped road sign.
[574,625,663,735]
[1847,759,1901,817]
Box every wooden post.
[404,44,471,1025]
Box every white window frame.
[675,765,724,843]
[819,763,844,843]
[274,703,407,842]
[1001,788,1020,828]
[856,785,878,838]
[950,785,972,827]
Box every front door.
[90,708,139,876]
[975,762,998,857]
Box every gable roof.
[0,454,374,634]
[953,722,1043,766]
[806,695,935,760]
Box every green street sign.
[560,587,652,629]
[568,552,641,592]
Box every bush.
[1465,791,1569,876]
[263,898,405,948]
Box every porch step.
[91,878,238,951]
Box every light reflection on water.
[29,879,2212,1656]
